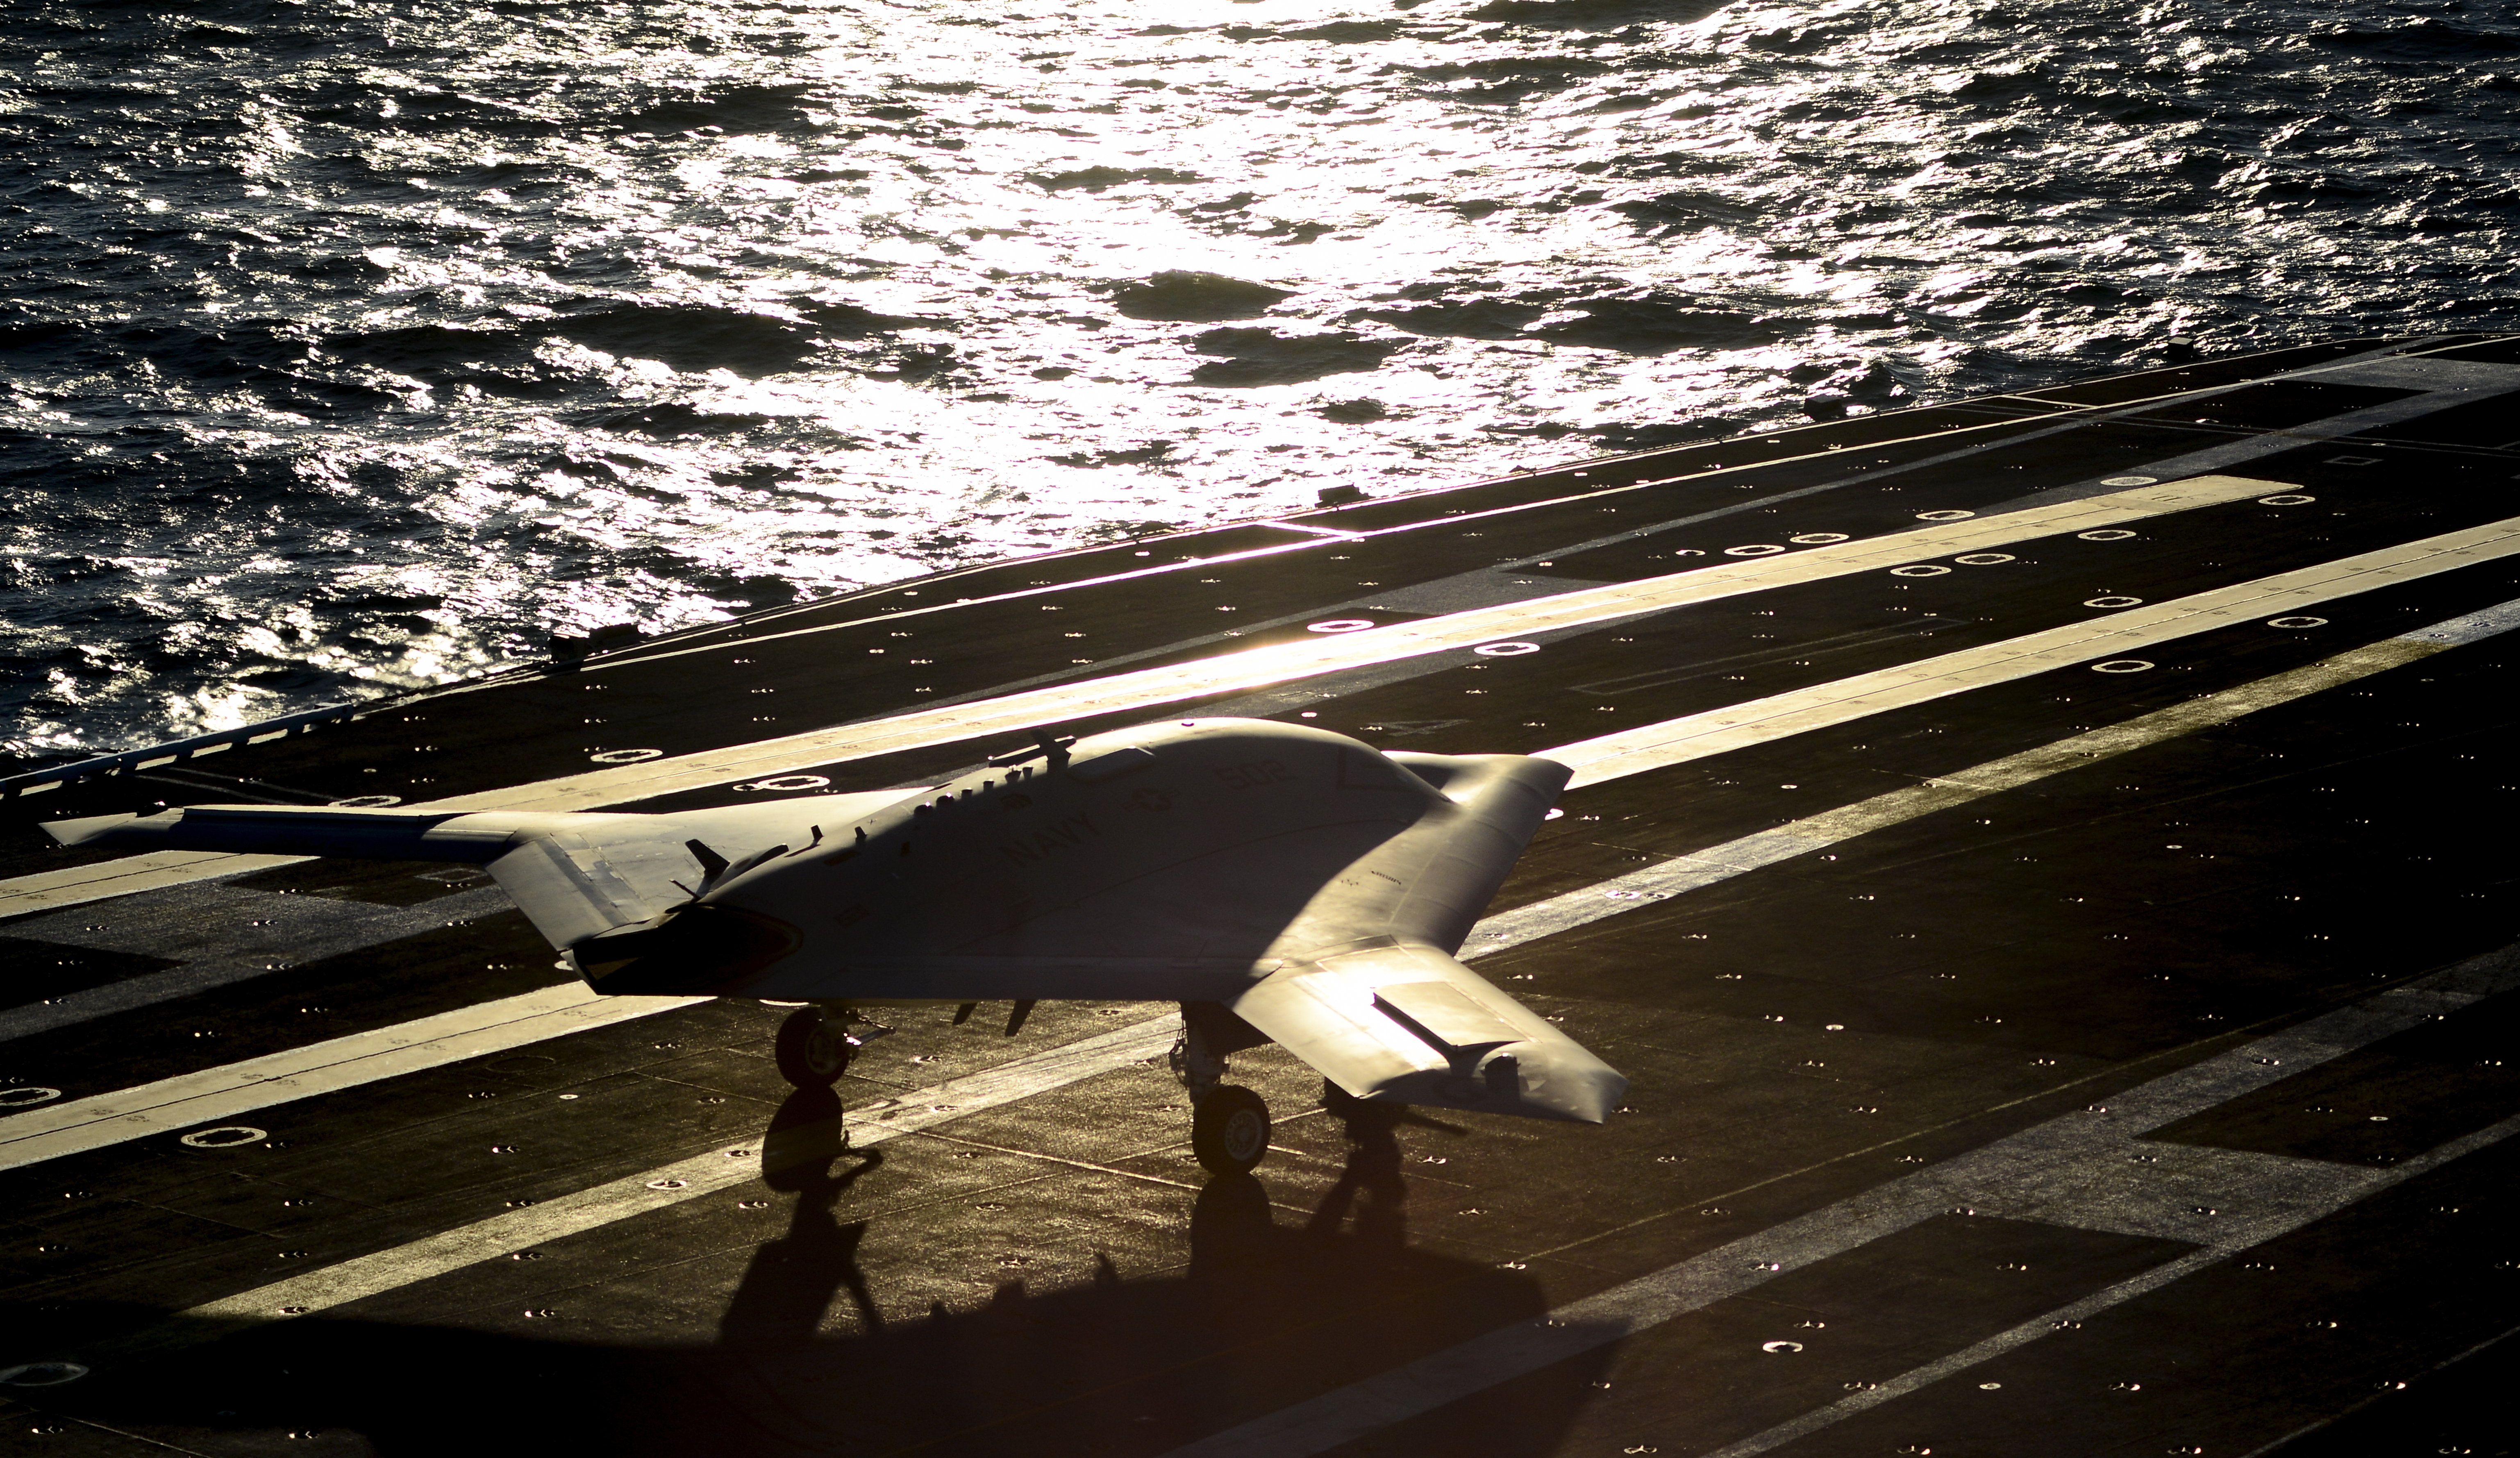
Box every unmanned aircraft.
[48,718,1627,1173]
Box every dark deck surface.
[3,333,2518,1458]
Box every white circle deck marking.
[1788,533,1850,544]
[2078,529,2138,541]
[1916,509,1976,521]
[0,1363,89,1388]
[1307,619,1374,634]
[2268,616,2329,629]
[328,795,403,808]
[748,774,830,791]
[1891,565,1952,577]
[1761,1341,1804,1354]
[1724,544,1786,557]
[2093,659,2156,673]
[2100,475,2159,486]
[1955,552,2016,565]
[0,1087,62,1108]
[179,1126,266,1149]
[1474,642,1541,657]
[589,748,664,763]
[2258,493,2317,506]
[2086,596,2144,608]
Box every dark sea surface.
[3,0,2515,759]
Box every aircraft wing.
[636,953,1266,1003]
[1226,939,1625,1124]
[41,792,920,950]
[478,796,918,947]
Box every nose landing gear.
[774,1006,856,1088]
[1173,1003,1272,1175]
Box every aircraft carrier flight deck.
[2,331,2518,1458]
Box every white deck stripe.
[0,986,704,1173]
[154,1015,1179,1333]
[0,851,307,920]
[2404,595,2520,645]
[1163,944,2520,1458]
[1544,510,2520,788]
[1471,630,2464,958]
[1700,1113,2520,1458]
[0,474,2310,921]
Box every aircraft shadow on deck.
[9,1095,1610,1458]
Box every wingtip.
[1420,1049,1628,1124]
[1532,1061,1628,1124]
[41,812,146,849]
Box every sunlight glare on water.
[1,0,2512,753]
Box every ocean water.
[3,0,2514,759]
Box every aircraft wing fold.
[485,832,655,949]
[1227,940,1625,1124]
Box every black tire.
[1192,1084,1271,1175]
[774,1008,851,1088]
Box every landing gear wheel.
[775,1008,852,1088]
[1192,1084,1271,1176]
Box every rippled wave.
[3,0,2514,756]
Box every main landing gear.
[1193,1087,1271,1175]
[1174,1004,1272,1176]
[774,1006,856,1088]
